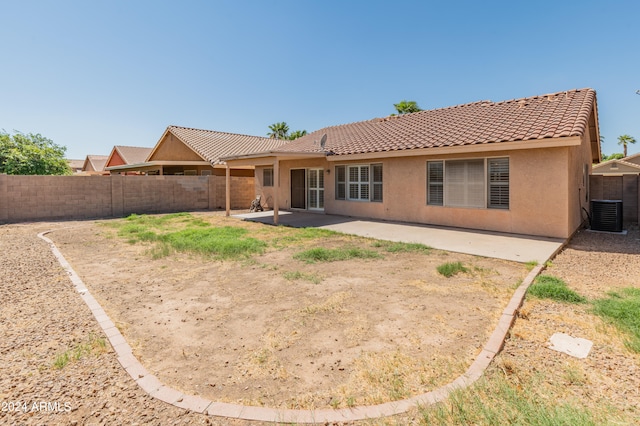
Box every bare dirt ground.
[490,226,640,422]
[2,213,638,425]
[46,213,525,411]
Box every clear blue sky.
[1,0,639,160]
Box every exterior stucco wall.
[567,132,595,234]
[149,133,204,161]
[255,165,275,209]
[267,146,579,238]
[107,150,126,167]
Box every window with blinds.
[427,158,509,209]
[427,161,444,206]
[335,164,382,202]
[487,158,509,209]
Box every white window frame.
[348,165,369,201]
[427,157,509,210]
[335,164,383,202]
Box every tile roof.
[167,126,289,165]
[67,159,84,170]
[274,88,597,156]
[592,158,640,171]
[113,146,153,164]
[83,155,108,171]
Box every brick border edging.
[38,230,548,423]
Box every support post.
[225,165,230,216]
[273,158,279,225]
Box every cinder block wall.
[589,174,639,225]
[0,174,255,224]
[211,176,254,210]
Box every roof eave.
[222,151,327,163]
[324,136,583,161]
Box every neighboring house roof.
[234,88,598,159]
[152,125,289,165]
[107,145,153,166]
[67,159,84,171]
[82,155,108,172]
[621,152,640,166]
[592,158,640,175]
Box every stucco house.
[103,125,289,209]
[81,155,109,175]
[104,145,153,175]
[223,88,601,239]
[105,125,287,177]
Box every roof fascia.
[222,151,326,166]
[591,98,602,163]
[325,136,583,162]
[105,160,211,171]
[104,146,120,167]
[146,127,173,161]
[166,128,209,162]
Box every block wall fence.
[589,174,640,225]
[0,175,254,224]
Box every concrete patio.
[233,211,566,264]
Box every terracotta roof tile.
[114,146,153,164]
[272,88,596,156]
[83,155,108,171]
[167,126,289,164]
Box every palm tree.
[267,122,290,139]
[617,134,637,157]
[288,130,307,140]
[393,100,422,115]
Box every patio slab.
[234,211,564,264]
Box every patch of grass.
[160,227,266,259]
[118,223,157,242]
[283,270,322,284]
[372,240,432,253]
[52,334,108,370]
[525,260,539,271]
[111,214,266,260]
[527,275,587,303]
[419,372,601,425]
[592,288,640,353]
[437,261,468,277]
[294,247,382,263]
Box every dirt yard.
[47,213,526,410]
[2,213,638,425]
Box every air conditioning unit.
[590,200,623,232]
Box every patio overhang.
[105,160,212,172]
[223,151,326,224]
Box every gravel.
[2,221,638,425]
[0,223,247,426]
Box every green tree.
[0,130,71,175]
[617,134,637,157]
[267,122,290,140]
[393,100,422,115]
[288,129,307,140]
[602,153,624,161]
